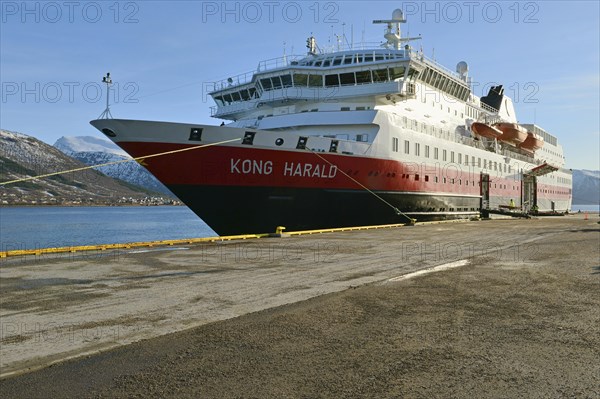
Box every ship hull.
[89,119,571,235]
[167,184,479,235]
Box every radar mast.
[373,9,421,50]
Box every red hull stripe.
[118,141,567,198]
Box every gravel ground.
[0,217,598,398]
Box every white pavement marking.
[388,259,470,282]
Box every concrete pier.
[1,215,598,398]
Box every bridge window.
[293,73,308,87]
[280,74,293,88]
[260,78,272,90]
[372,68,389,82]
[356,71,372,84]
[340,72,356,85]
[271,76,282,89]
[325,74,340,87]
[308,74,323,87]
[390,66,405,80]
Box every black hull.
[168,185,480,236]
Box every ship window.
[280,74,293,88]
[404,140,410,154]
[443,150,447,161]
[478,158,481,167]
[293,73,308,87]
[213,96,224,106]
[364,54,373,62]
[435,176,439,183]
[451,152,455,162]
[343,56,353,64]
[231,91,241,102]
[340,72,356,85]
[341,107,350,111]
[260,78,273,90]
[332,57,342,66]
[372,68,389,82]
[325,74,340,87]
[356,71,371,84]
[415,143,420,156]
[392,137,399,152]
[308,74,323,87]
[375,54,384,61]
[415,174,420,181]
[407,68,420,80]
[389,66,405,80]
[425,145,430,158]
[322,59,331,67]
[271,76,283,89]
[458,153,462,164]
[239,90,250,101]
[434,147,439,160]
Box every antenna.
[98,72,113,119]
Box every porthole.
[275,138,284,146]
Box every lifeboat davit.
[519,131,544,152]
[494,123,528,146]
[471,122,503,139]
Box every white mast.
[373,9,421,50]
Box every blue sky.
[1,0,599,170]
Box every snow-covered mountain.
[54,136,174,196]
[54,136,129,157]
[572,169,600,205]
[1,129,166,205]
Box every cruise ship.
[91,9,572,235]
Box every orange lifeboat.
[471,122,503,140]
[519,131,544,152]
[494,123,528,146]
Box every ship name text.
[230,159,337,179]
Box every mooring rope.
[308,149,413,223]
[0,138,241,186]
